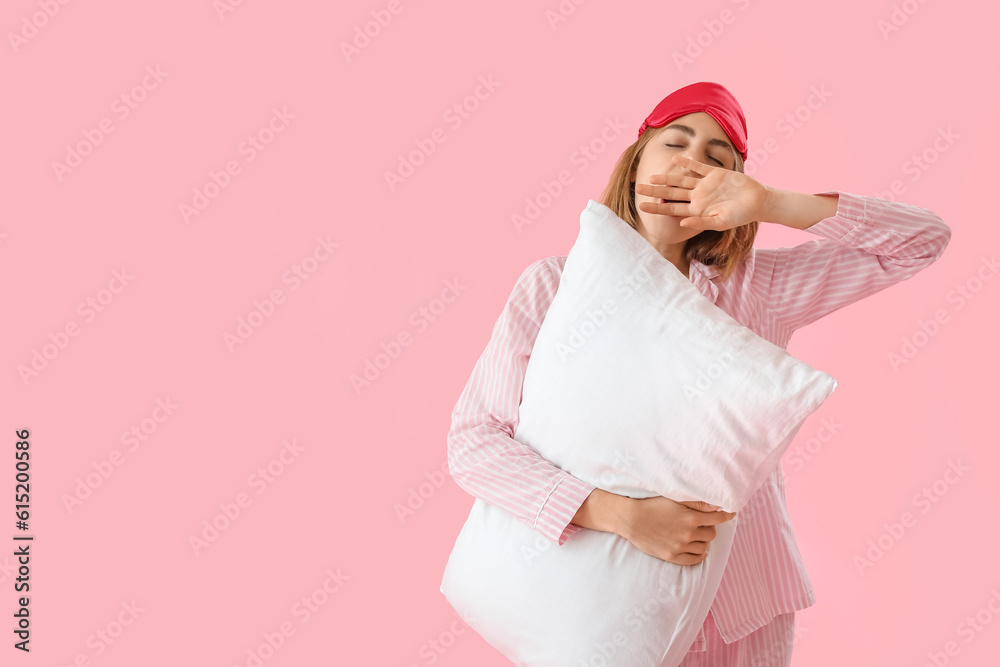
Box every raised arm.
[752,190,952,332]
[447,257,597,545]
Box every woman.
[446,81,951,665]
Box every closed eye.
[665,144,724,167]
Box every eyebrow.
[662,123,735,156]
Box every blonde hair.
[599,125,756,283]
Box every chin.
[641,211,683,227]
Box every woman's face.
[630,111,738,243]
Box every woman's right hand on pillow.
[620,496,736,566]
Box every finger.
[685,541,708,555]
[648,172,701,189]
[678,216,721,230]
[692,525,716,542]
[697,510,737,525]
[638,200,691,217]
[634,183,692,201]
[688,502,721,513]
[673,553,705,566]
[677,500,718,513]
[673,154,712,176]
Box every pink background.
[2,0,998,665]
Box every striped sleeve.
[446,257,596,545]
[752,191,952,332]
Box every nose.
[681,144,709,164]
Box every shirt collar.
[688,258,720,304]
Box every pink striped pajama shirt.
[446,191,951,661]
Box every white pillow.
[440,199,837,667]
